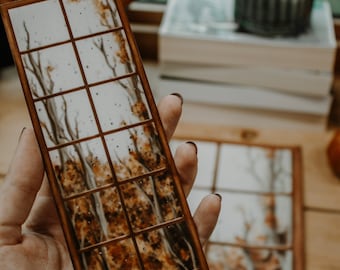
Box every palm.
[0,177,73,269]
[1,228,71,269]
[0,95,220,269]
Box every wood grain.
[305,210,340,270]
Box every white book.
[160,62,333,98]
[129,1,167,14]
[159,0,336,72]
[157,77,333,116]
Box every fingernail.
[18,127,27,141]
[186,141,197,154]
[214,193,222,201]
[171,93,183,105]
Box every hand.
[0,94,221,269]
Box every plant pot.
[234,0,314,36]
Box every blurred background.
[1,1,340,269]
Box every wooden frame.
[171,137,304,270]
[0,0,207,269]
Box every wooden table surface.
[1,65,340,269]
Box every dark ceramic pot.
[234,0,314,36]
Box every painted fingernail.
[186,141,197,154]
[214,193,222,201]
[171,92,183,105]
[18,127,27,141]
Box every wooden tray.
[171,137,304,270]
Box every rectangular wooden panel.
[0,0,207,269]
[171,139,304,270]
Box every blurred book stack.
[126,0,167,60]
[157,0,337,130]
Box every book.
[177,102,329,131]
[133,0,167,4]
[160,62,334,98]
[126,0,166,25]
[126,0,167,59]
[141,61,329,132]
[159,0,336,73]
[157,77,333,117]
[130,23,160,59]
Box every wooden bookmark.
[0,0,207,269]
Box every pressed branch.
[93,0,146,119]
[246,149,265,188]
[94,0,119,29]
[22,20,112,267]
[28,78,40,98]
[93,37,118,72]
[23,21,30,51]
[62,96,78,142]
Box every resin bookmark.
[0,0,208,269]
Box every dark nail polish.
[18,127,27,141]
[186,141,197,154]
[170,92,183,105]
[214,193,222,201]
